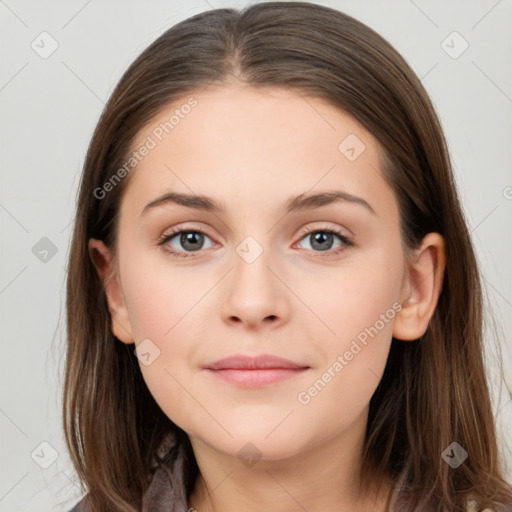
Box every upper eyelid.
[161,222,350,238]
[160,223,351,246]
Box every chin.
[197,424,309,461]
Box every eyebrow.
[141,190,376,217]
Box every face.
[94,84,417,462]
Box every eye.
[157,224,354,259]
[157,226,216,258]
[295,225,353,256]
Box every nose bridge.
[235,233,267,266]
[220,230,289,327]
[232,232,276,295]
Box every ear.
[393,232,446,341]
[88,238,134,344]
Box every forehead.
[120,84,395,220]
[132,84,374,160]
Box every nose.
[220,239,290,331]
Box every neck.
[187,409,392,512]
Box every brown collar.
[142,431,190,512]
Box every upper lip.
[204,354,309,370]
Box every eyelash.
[156,224,354,259]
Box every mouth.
[203,354,310,388]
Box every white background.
[0,1,511,510]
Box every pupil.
[181,232,203,251]
[311,232,332,251]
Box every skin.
[89,84,446,512]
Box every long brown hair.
[62,2,512,510]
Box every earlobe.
[393,232,446,341]
[88,238,134,344]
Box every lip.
[203,354,310,388]
[204,354,308,370]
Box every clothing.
[67,431,497,512]
[68,430,189,512]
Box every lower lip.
[205,368,308,387]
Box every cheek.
[119,254,215,430]
[296,247,403,349]
[121,246,211,342]
[293,249,402,409]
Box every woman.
[63,2,512,511]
